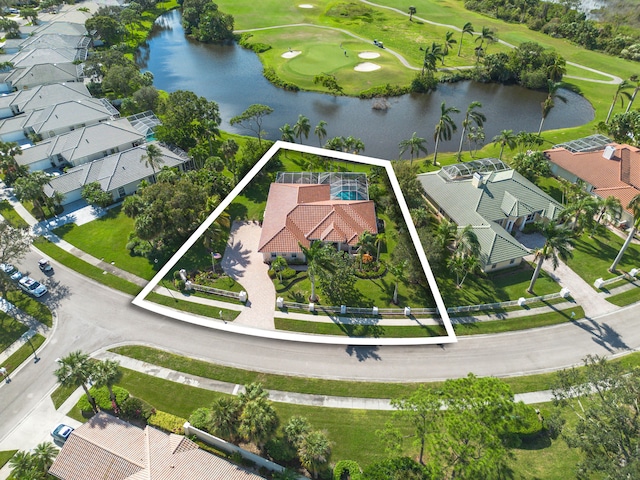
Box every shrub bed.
[263,67,300,91]
[77,386,129,413]
[147,411,187,434]
[268,267,297,280]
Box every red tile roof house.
[545,143,640,227]
[257,182,378,264]
[48,412,264,480]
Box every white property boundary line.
[133,141,457,345]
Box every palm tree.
[625,75,639,113]
[527,222,575,294]
[140,143,164,182]
[561,195,599,233]
[457,22,474,56]
[492,130,517,160]
[220,139,239,183]
[398,132,428,165]
[9,451,36,479]
[547,55,567,83]
[375,232,386,262]
[293,115,311,144]
[54,350,98,413]
[299,240,332,302]
[279,123,295,143]
[408,5,416,21]
[285,416,311,448]
[442,31,457,63]
[91,359,122,405]
[32,442,58,476]
[356,230,376,269]
[605,80,633,123]
[448,253,480,288]
[388,260,407,305]
[271,255,288,282]
[314,120,327,147]
[211,397,241,442]
[238,396,278,453]
[538,81,567,135]
[421,42,443,76]
[457,101,485,160]
[474,26,494,61]
[433,101,460,166]
[298,430,331,479]
[595,195,623,227]
[610,194,640,272]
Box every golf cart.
[38,258,53,273]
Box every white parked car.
[18,276,47,297]
[0,263,15,274]
[10,270,22,281]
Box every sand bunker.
[354,62,381,72]
[281,50,302,59]
[358,51,381,59]
[299,4,314,8]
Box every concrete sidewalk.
[95,350,555,411]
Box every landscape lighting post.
[21,329,39,363]
[211,252,215,273]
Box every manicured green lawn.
[0,313,28,352]
[78,366,580,476]
[0,451,17,470]
[145,292,240,322]
[273,306,584,337]
[566,230,640,283]
[0,333,44,375]
[50,383,78,410]
[52,207,157,280]
[5,290,52,327]
[607,286,640,307]
[0,200,28,228]
[34,238,141,296]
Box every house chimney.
[471,172,483,188]
[620,147,631,184]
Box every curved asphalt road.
[1,247,638,443]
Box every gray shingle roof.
[24,98,115,134]
[44,143,189,196]
[0,83,91,113]
[4,63,80,88]
[10,48,77,68]
[418,164,563,265]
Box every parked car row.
[0,260,51,297]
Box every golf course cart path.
[234,1,622,85]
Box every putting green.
[286,43,355,75]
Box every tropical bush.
[148,411,187,434]
[334,460,363,480]
[77,386,129,413]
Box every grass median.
[145,292,240,322]
[606,287,640,307]
[34,238,141,296]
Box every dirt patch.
[354,62,381,72]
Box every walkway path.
[221,221,276,329]
[95,350,554,410]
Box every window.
[509,259,515,265]
[291,253,297,258]
[491,264,497,270]
[270,252,276,258]
[117,187,125,198]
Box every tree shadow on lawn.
[516,432,552,451]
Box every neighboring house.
[545,137,640,226]
[0,97,118,143]
[18,118,145,171]
[418,159,563,272]
[9,48,81,68]
[257,173,378,263]
[0,83,91,120]
[48,412,264,480]
[31,19,87,36]
[0,63,83,91]
[43,143,191,206]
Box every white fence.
[185,281,247,303]
[183,422,291,475]
[277,290,570,317]
[594,268,638,289]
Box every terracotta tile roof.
[546,143,640,212]
[49,412,264,480]
[258,183,377,253]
